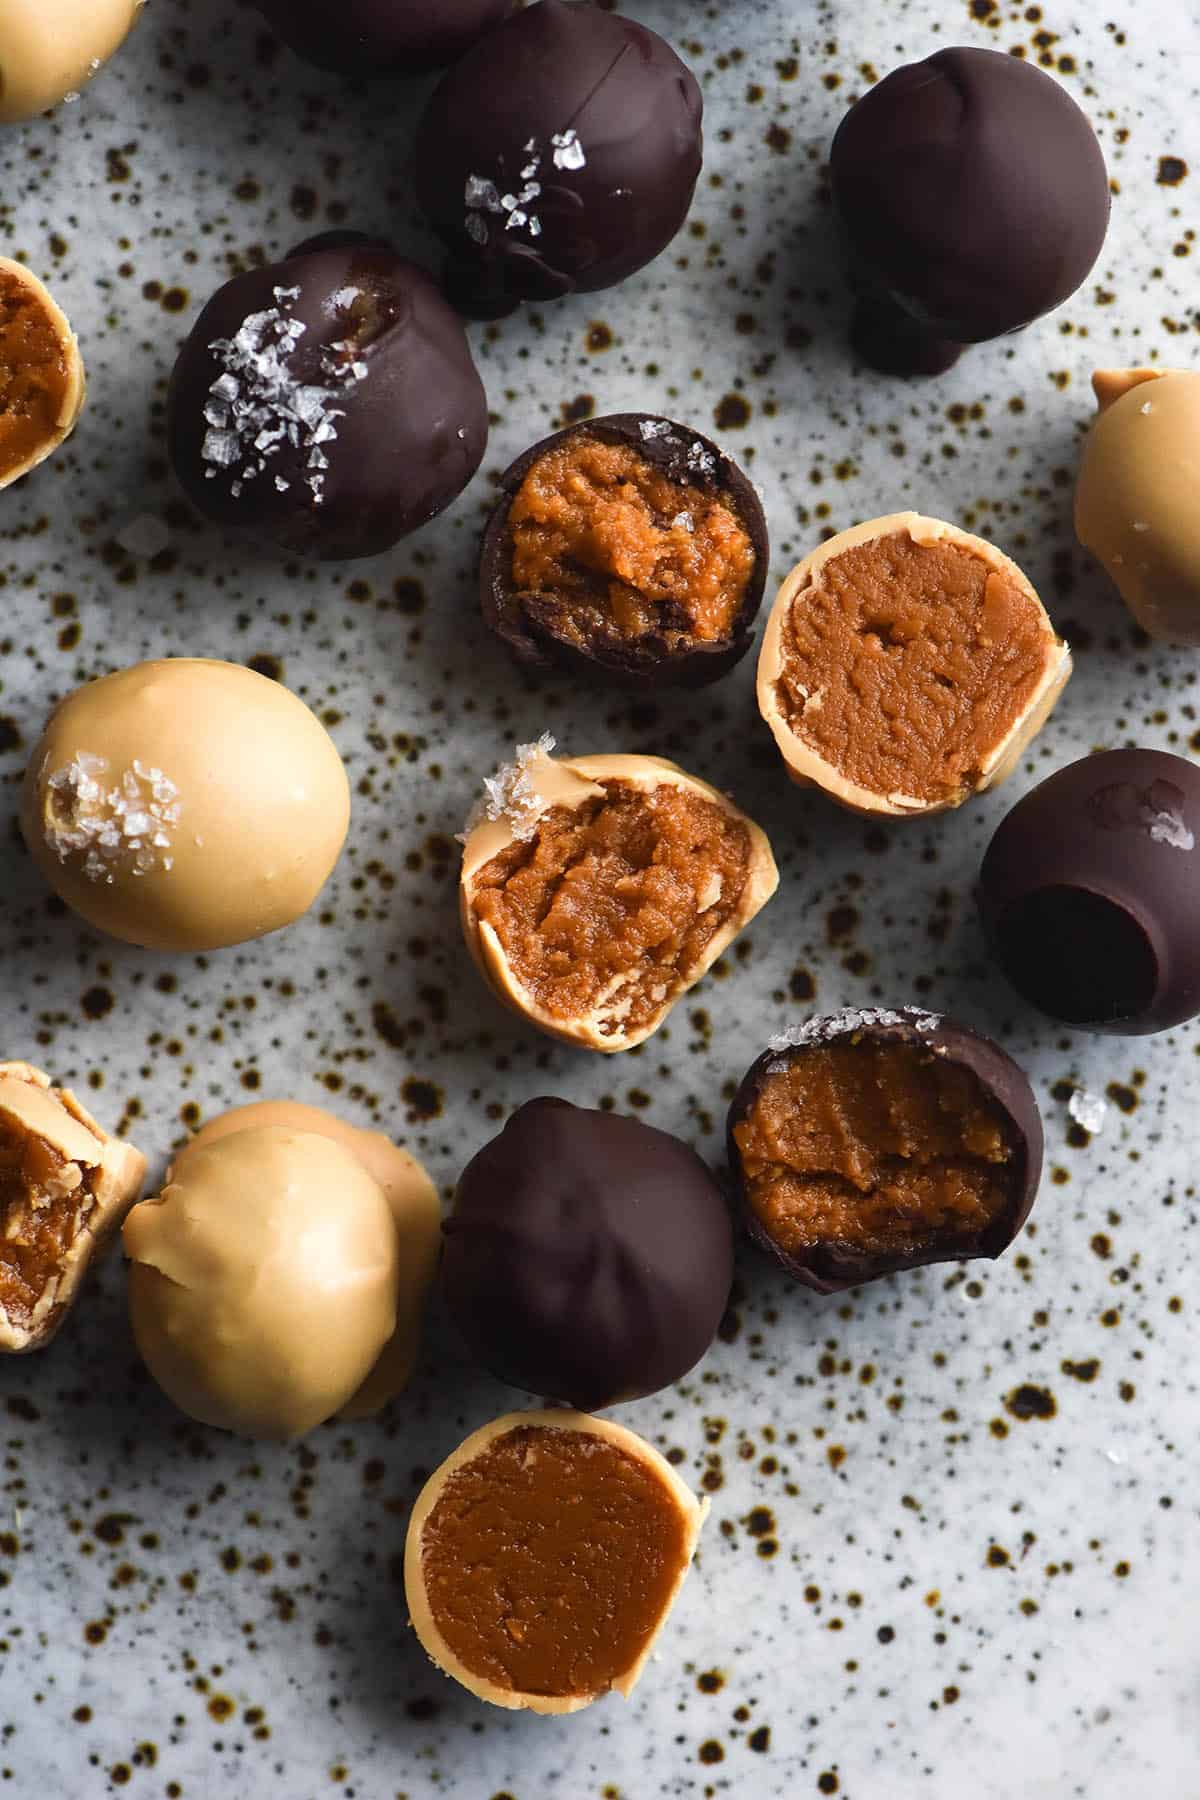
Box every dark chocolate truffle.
[830,47,1110,375]
[727,1009,1043,1294]
[443,1098,733,1410]
[480,414,769,688]
[979,748,1200,1034]
[413,0,703,320]
[167,240,488,560]
[255,0,513,76]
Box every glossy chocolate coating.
[167,241,488,561]
[727,1011,1043,1294]
[979,749,1200,1034]
[256,0,513,75]
[443,1099,733,1410]
[480,414,769,689]
[831,47,1109,374]
[414,0,703,320]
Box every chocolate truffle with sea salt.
[167,239,488,559]
[255,0,513,75]
[413,0,703,320]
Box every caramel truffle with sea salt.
[405,1409,706,1713]
[459,738,778,1052]
[124,1127,400,1440]
[1075,369,1200,645]
[21,658,350,952]
[172,1099,439,1415]
[0,0,144,120]
[0,1061,145,1352]
[756,513,1071,817]
[0,258,84,488]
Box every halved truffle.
[726,1009,1043,1293]
[459,739,778,1052]
[405,1409,706,1713]
[480,415,768,688]
[0,258,85,489]
[756,513,1071,816]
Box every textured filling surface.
[0,274,72,477]
[733,1041,1014,1259]
[472,779,752,1036]
[774,532,1049,802]
[0,1124,95,1328]
[420,1424,688,1698]
[507,435,755,652]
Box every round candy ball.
[256,0,513,75]
[979,748,1200,1034]
[124,1128,400,1440]
[21,658,350,952]
[414,0,703,319]
[167,239,488,559]
[443,1099,733,1410]
[0,0,143,121]
[830,47,1109,374]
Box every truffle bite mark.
[0,258,85,487]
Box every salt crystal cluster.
[463,130,588,245]
[635,417,716,478]
[463,734,557,841]
[44,755,181,885]
[767,1008,942,1053]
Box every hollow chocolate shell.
[413,0,703,319]
[979,748,1200,1034]
[1075,369,1200,645]
[405,1409,706,1713]
[480,414,768,689]
[831,47,1110,375]
[443,1098,733,1410]
[255,0,512,75]
[727,1010,1043,1294]
[0,1062,146,1353]
[756,513,1071,817]
[459,738,778,1052]
[0,0,143,120]
[167,240,488,559]
[0,258,85,489]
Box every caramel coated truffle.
[0,0,143,120]
[1075,369,1200,645]
[459,738,778,1052]
[0,1062,145,1352]
[21,659,350,952]
[405,1410,706,1713]
[0,259,84,488]
[756,513,1071,816]
[173,1100,440,1416]
[124,1128,400,1440]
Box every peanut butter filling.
[734,1042,1014,1260]
[0,1125,97,1330]
[471,778,753,1036]
[0,271,73,481]
[774,532,1049,803]
[507,435,755,650]
[418,1423,690,1699]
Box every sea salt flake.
[639,419,672,441]
[1068,1088,1108,1135]
[767,1008,942,1055]
[1145,808,1194,851]
[461,733,557,842]
[671,511,694,531]
[551,128,586,171]
[465,175,503,213]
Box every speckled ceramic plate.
[0,3,1195,1796]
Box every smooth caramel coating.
[405,1410,706,1713]
[0,259,84,487]
[0,0,144,120]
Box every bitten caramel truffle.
[0,0,144,120]
[459,738,778,1052]
[0,259,84,488]
[756,513,1071,816]
[405,1410,706,1713]
[727,1010,1043,1293]
[172,1100,440,1416]
[1075,369,1200,645]
[0,1062,145,1353]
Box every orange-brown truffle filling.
[773,532,1049,802]
[418,1423,689,1698]
[0,273,72,480]
[0,1125,96,1329]
[471,779,752,1036]
[733,1042,1014,1258]
[507,435,755,649]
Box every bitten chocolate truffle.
[480,415,768,688]
[0,258,84,489]
[756,513,1071,816]
[167,239,487,558]
[413,0,703,319]
[979,748,1200,1034]
[459,739,778,1052]
[727,1010,1043,1293]
[830,48,1110,375]
[405,1410,706,1712]
[256,0,512,74]
[1075,369,1200,644]
[443,1099,733,1410]
[0,0,144,120]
